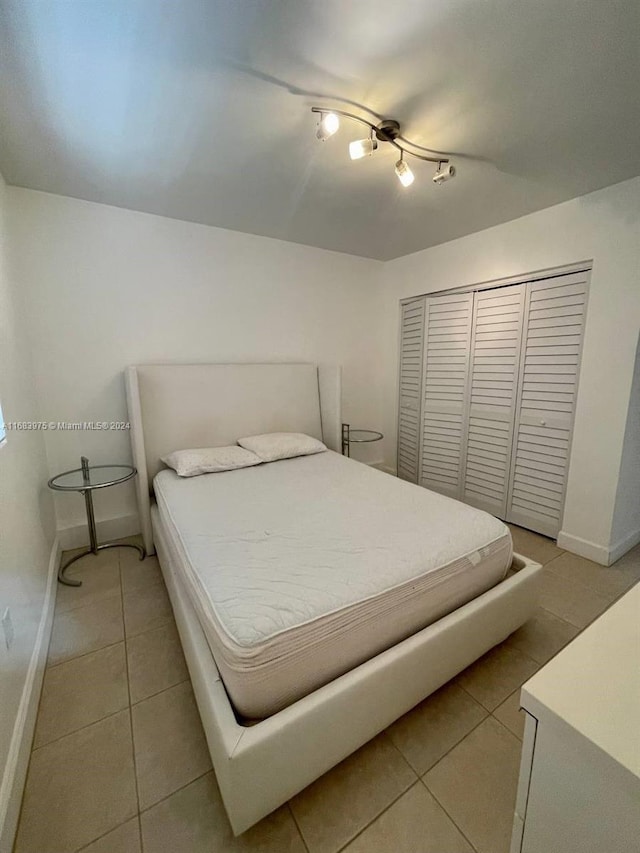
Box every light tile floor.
[14,528,640,853]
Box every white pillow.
[162,446,262,477]
[237,432,327,463]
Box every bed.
[126,362,542,834]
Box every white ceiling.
[1,0,638,260]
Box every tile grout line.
[332,781,421,853]
[543,555,618,599]
[489,710,523,743]
[511,606,584,669]
[130,729,421,851]
[451,678,494,710]
[49,596,173,675]
[116,552,210,842]
[332,779,424,853]
[32,672,192,754]
[384,728,422,778]
[137,769,211,817]
[537,579,612,630]
[16,557,129,852]
[541,550,637,604]
[118,550,145,853]
[493,685,524,709]
[31,705,128,754]
[484,713,523,741]
[295,721,481,853]
[130,677,191,709]
[291,604,562,850]
[46,637,125,672]
[125,617,175,643]
[16,567,123,849]
[418,714,524,853]
[418,775,481,853]
[456,659,538,714]
[290,732,419,853]
[54,585,121,617]
[414,697,496,853]
[383,727,426,784]
[286,803,311,853]
[420,712,488,781]
[323,734,419,853]
[47,551,123,668]
[119,548,211,846]
[536,603,580,632]
[74,815,138,852]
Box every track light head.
[433,163,456,184]
[316,112,340,141]
[395,156,414,188]
[349,136,378,160]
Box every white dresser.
[511,583,640,853]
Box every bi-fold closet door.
[418,291,474,498]
[462,284,526,518]
[405,284,524,511]
[397,298,426,482]
[397,272,587,537]
[506,272,588,537]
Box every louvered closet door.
[397,297,426,482]
[461,284,525,517]
[419,292,473,498]
[507,272,588,537]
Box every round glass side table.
[48,456,145,586]
[341,423,384,457]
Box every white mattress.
[153,451,512,718]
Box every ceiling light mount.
[374,119,401,143]
[311,106,455,189]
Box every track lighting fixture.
[316,111,340,141]
[311,106,456,189]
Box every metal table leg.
[57,487,146,586]
[86,486,98,554]
[342,423,351,457]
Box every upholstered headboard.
[125,363,341,554]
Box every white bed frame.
[125,362,542,835]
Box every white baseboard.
[0,536,59,853]
[557,527,640,566]
[58,512,140,551]
[608,526,640,565]
[556,531,610,565]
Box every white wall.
[0,174,56,846]
[378,177,640,564]
[7,189,385,540]
[610,331,640,560]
